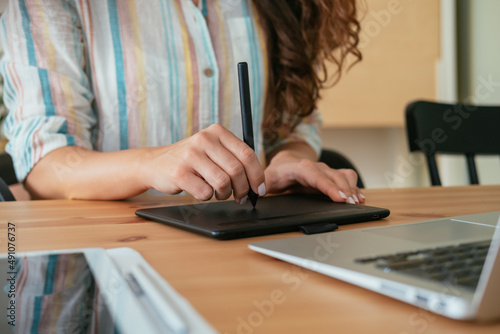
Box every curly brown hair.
[252,0,362,147]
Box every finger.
[194,154,234,200]
[338,168,359,192]
[211,125,265,196]
[319,165,360,203]
[202,138,250,201]
[231,142,266,196]
[338,168,362,203]
[329,172,357,203]
[190,125,249,200]
[176,144,232,200]
[293,160,347,202]
[357,189,366,203]
[171,166,214,201]
[316,164,357,203]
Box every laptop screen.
[1,253,120,334]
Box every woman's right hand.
[142,124,266,202]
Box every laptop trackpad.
[363,220,494,244]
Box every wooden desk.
[1,185,500,333]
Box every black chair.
[405,100,500,186]
[0,152,17,201]
[319,149,365,189]
[0,177,15,201]
[0,152,17,185]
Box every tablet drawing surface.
[136,194,390,240]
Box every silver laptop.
[249,212,500,322]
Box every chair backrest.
[405,100,500,186]
[0,152,17,201]
[0,152,17,185]
[0,176,15,201]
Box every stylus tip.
[250,197,257,208]
[249,190,258,208]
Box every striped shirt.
[0,0,322,183]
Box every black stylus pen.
[237,62,258,208]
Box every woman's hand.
[142,124,265,202]
[264,146,364,204]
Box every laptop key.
[453,276,480,289]
[427,272,449,281]
[375,257,428,269]
[355,239,491,290]
[355,257,378,264]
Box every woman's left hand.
[264,149,365,204]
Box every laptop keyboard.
[355,240,491,290]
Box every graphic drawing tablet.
[135,194,390,240]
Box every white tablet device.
[0,247,217,334]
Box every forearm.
[25,146,151,200]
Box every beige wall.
[317,0,440,128]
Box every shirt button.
[204,68,214,77]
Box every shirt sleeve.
[264,109,323,158]
[0,1,95,182]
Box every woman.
[0,0,363,203]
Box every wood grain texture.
[1,185,500,333]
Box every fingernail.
[240,197,247,205]
[258,182,266,197]
[359,193,365,200]
[347,197,355,204]
[352,194,359,203]
[338,191,347,200]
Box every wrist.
[134,146,160,190]
[267,142,318,166]
[269,149,300,165]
